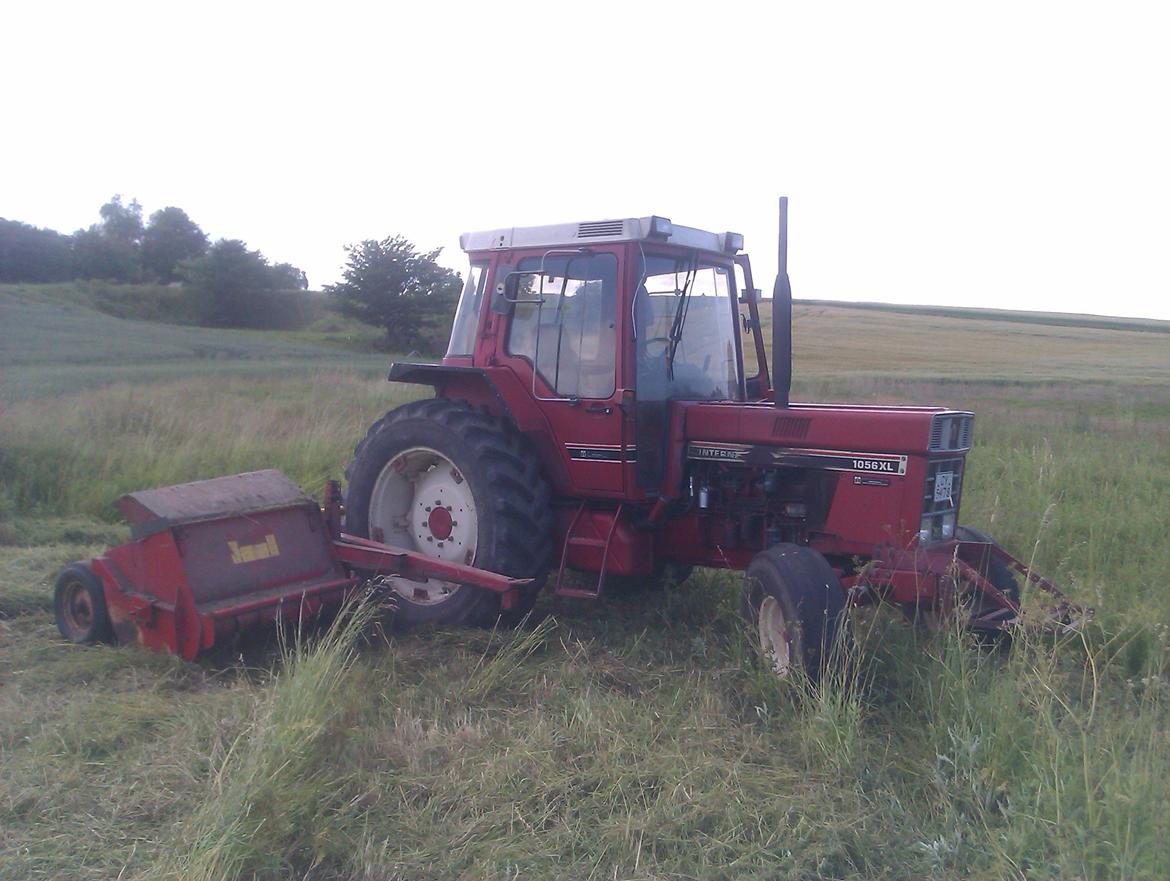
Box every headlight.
[940,512,956,539]
[919,512,957,544]
[919,517,933,544]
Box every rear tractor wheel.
[344,399,553,627]
[741,544,848,682]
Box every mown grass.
[1,293,1169,879]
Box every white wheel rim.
[368,446,478,606]
[757,595,792,675]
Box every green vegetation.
[0,289,390,401]
[1,291,1168,879]
[3,198,461,351]
[326,234,463,352]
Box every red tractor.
[54,201,1076,674]
[342,200,1076,678]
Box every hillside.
[0,287,386,400]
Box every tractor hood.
[684,401,973,458]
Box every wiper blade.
[665,253,698,379]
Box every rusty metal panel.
[173,505,344,608]
[116,470,312,539]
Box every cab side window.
[506,253,617,399]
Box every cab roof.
[459,216,743,256]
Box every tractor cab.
[432,216,770,498]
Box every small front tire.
[54,563,114,645]
[742,544,848,681]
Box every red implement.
[53,470,531,659]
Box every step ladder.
[553,502,624,599]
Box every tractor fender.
[387,362,569,488]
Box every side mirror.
[491,266,545,313]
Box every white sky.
[4,1,1169,319]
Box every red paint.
[80,478,532,658]
[427,506,453,540]
[397,231,1079,625]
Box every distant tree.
[72,195,146,281]
[269,261,309,290]
[0,218,74,282]
[179,239,283,327]
[142,207,208,282]
[72,225,140,281]
[98,195,144,247]
[326,235,461,351]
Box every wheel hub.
[369,446,478,606]
[757,595,792,675]
[63,581,93,633]
[427,505,453,540]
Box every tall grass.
[0,372,422,522]
[156,597,381,880]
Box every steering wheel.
[640,336,672,359]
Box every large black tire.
[741,544,848,682]
[345,398,553,627]
[54,562,114,645]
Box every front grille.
[923,457,964,516]
[929,412,974,452]
[920,457,964,541]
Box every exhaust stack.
[772,196,792,408]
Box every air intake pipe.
[772,196,792,408]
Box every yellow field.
[743,300,1170,385]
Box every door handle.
[586,404,612,415]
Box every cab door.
[497,247,627,495]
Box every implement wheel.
[54,562,114,645]
[741,544,848,682]
[345,399,552,627]
[956,525,1021,608]
[904,526,1021,633]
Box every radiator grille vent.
[929,413,974,452]
[772,416,811,439]
[576,220,625,238]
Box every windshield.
[634,252,740,401]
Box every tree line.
[1,196,309,328]
[3,197,465,350]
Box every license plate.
[934,472,954,502]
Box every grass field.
[2,288,1169,880]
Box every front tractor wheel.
[344,399,552,627]
[742,544,848,682]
